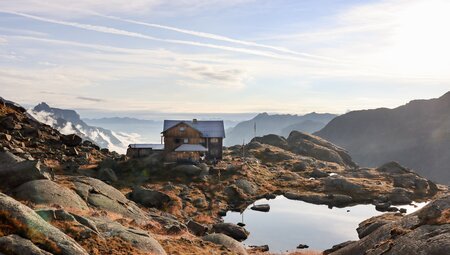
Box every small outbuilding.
[126,144,164,158]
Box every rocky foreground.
[0,97,449,255]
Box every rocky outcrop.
[187,220,208,236]
[0,158,51,190]
[234,179,257,195]
[128,186,172,209]
[252,134,289,150]
[172,164,202,176]
[69,176,148,222]
[60,134,82,147]
[356,213,402,239]
[36,208,99,234]
[287,131,356,168]
[93,219,167,255]
[212,223,249,241]
[250,132,357,168]
[0,151,24,165]
[0,192,89,254]
[203,233,248,255]
[323,176,364,194]
[328,195,450,255]
[13,179,89,210]
[0,234,53,255]
[255,148,293,163]
[98,167,118,182]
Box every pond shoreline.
[223,196,429,252]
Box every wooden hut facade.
[162,119,225,162]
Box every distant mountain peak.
[255,112,269,118]
[225,112,338,146]
[34,102,51,111]
[29,103,138,153]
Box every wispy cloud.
[0,0,254,17]
[0,26,47,37]
[97,14,334,61]
[1,11,320,63]
[77,96,105,102]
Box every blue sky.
[1,0,449,119]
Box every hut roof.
[163,120,225,138]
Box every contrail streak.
[1,11,317,63]
[97,13,335,61]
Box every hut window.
[210,138,219,143]
[184,138,189,143]
[179,127,186,132]
[175,138,181,144]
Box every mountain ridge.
[315,91,450,184]
[29,103,139,153]
[225,112,338,146]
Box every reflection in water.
[223,196,427,252]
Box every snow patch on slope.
[28,108,141,154]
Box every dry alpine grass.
[249,250,323,255]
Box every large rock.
[172,164,202,176]
[187,220,208,236]
[0,192,89,254]
[0,115,21,130]
[36,208,100,235]
[323,176,364,194]
[310,168,329,178]
[98,167,118,182]
[234,179,257,195]
[356,213,402,239]
[0,235,52,255]
[60,134,82,147]
[0,160,51,190]
[388,188,413,204]
[328,195,450,255]
[287,131,357,167]
[251,134,289,150]
[93,218,167,255]
[256,148,293,163]
[376,162,410,175]
[128,186,171,209]
[0,151,24,165]
[202,233,248,255]
[69,176,148,222]
[151,213,187,234]
[392,173,431,196]
[212,223,249,241]
[13,179,88,210]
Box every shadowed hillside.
[315,91,450,184]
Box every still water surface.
[223,196,427,252]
